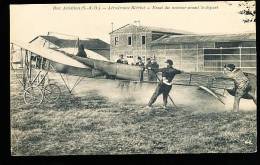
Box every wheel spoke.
[23,86,43,105]
[44,84,61,103]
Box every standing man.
[146,59,182,109]
[221,64,256,112]
[135,56,145,81]
[123,59,129,64]
[76,44,87,58]
[116,54,124,63]
[135,56,144,67]
[146,57,151,66]
[116,54,129,90]
[146,57,159,82]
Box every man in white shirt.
[147,59,182,109]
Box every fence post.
[145,33,147,63]
[220,47,222,72]
[202,48,204,72]
[20,48,23,68]
[196,44,199,72]
[239,47,242,68]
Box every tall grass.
[10,71,257,155]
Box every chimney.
[134,20,139,26]
[138,20,141,26]
[111,22,114,32]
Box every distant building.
[109,23,193,64]
[110,23,256,73]
[151,33,256,73]
[30,35,110,61]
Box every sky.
[10,1,256,43]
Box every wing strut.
[59,73,84,94]
[48,64,85,94]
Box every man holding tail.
[222,64,256,112]
[146,59,182,109]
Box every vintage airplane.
[10,40,256,107]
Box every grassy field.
[10,70,257,155]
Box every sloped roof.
[30,35,110,50]
[141,25,194,34]
[151,33,256,45]
[109,24,131,34]
[110,24,194,34]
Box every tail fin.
[198,86,225,105]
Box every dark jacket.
[160,67,181,83]
[116,59,124,63]
[146,62,159,81]
[136,61,144,67]
[146,61,159,70]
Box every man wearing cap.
[220,64,256,112]
[146,59,182,109]
[116,54,124,63]
[146,57,159,82]
[135,56,145,81]
[135,56,144,67]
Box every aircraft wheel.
[44,84,61,103]
[23,86,44,105]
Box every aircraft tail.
[198,86,225,105]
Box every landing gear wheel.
[23,86,44,105]
[44,83,61,103]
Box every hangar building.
[110,24,256,73]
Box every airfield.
[10,70,257,155]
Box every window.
[115,37,119,45]
[241,41,256,47]
[128,36,132,45]
[142,36,146,45]
[215,42,241,48]
[241,48,256,54]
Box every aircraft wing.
[11,41,88,69]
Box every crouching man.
[146,59,183,109]
[221,64,256,112]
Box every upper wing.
[11,41,88,68]
[58,47,109,61]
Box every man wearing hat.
[135,56,144,67]
[146,59,182,109]
[221,64,256,112]
[116,54,125,63]
[146,57,159,81]
[135,56,145,81]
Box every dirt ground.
[10,70,257,155]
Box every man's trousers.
[148,83,172,106]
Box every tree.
[238,1,256,23]
[224,1,256,23]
